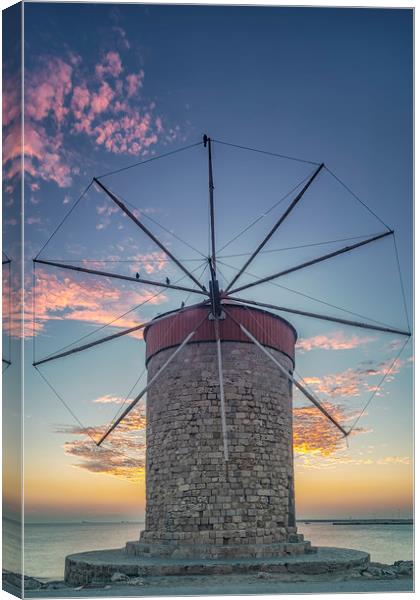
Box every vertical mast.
[204,134,216,274]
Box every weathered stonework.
[138,308,306,558]
[63,305,381,584]
[64,547,371,585]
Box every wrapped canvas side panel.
[2,2,23,598]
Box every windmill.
[33,134,411,559]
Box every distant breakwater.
[332,520,413,526]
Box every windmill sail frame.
[32,135,411,450]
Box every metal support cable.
[93,177,206,291]
[225,163,324,293]
[213,138,319,166]
[218,258,396,329]
[228,230,393,295]
[122,197,207,260]
[182,260,209,306]
[218,233,383,260]
[217,169,317,255]
[106,367,148,432]
[325,166,392,232]
[97,311,210,445]
[106,297,206,430]
[32,262,36,362]
[35,260,207,362]
[95,141,203,179]
[34,181,93,260]
[33,258,208,358]
[392,233,411,333]
[347,336,411,435]
[224,307,348,437]
[34,365,99,446]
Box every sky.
[2,3,413,523]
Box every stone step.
[64,546,370,586]
[126,539,311,559]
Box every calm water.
[299,522,413,566]
[3,519,414,580]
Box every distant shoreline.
[4,517,413,526]
[298,519,413,525]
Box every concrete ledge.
[64,546,370,586]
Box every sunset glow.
[2,4,412,526]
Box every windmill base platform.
[64,545,370,586]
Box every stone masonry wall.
[140,340,295,550]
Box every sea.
[2,518,414,581]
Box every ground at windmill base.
[4,547,413,597]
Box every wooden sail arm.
[213,319,229,462]
[224,163,324,293]
[93,177,207,292]
[34,258,208,296]
[33,300,210,368]
[33,322,150,367]
[204,135,217,274]
[227,296,411,337]
[224,310,348,437]
[96,311,210,446]
[228,230,393,295]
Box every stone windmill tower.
[33,135,410,570]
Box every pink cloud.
[113,26,130,50]
[3,37,178,192]
[296,331,375,352]
[155,116,163,133]
[126,70,144,97]
[126,251,168,275]
[92,395,126,405]
[2,75,20,127]
[26,57,73,123]
[91,82,115,115]
[71,85,90,119]
[293,403,366,457]
[3,268,167,339]
[56,404,146,480]
[302,357,407,400]
[7,117,73,188]
[95,51,123,79]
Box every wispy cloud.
[301,357,406,400]
[55,392,409,481]
[92,394,127,405]
[3,268,167,339]
[293,403,365,458]
[4,31,178,193]
[296,331,375,352]
[57,404,146,481]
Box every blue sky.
[2,4,413,521]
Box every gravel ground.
[3,560,414,598]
